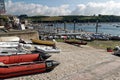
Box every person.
[114,46,120,55]
[114,46,120,51]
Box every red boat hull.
[0,53,42,64]
[0,53,59,79]
[0,61,46,78]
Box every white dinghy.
[0,42,19,48]
[35,46,61,53]
[0,36,20,42]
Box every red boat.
[64,40,87,45]
[0,53,59,79]
[0,53,42,64]
[0,53,51,63]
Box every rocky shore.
[6,42,120,80]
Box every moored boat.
[31,39,55,46]
[110,35,120,40]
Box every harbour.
[1,0,120,80]
[33,22,120,36]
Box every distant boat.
[113,24,120,28]
[116,25,120,28]
[110,35,120,40]
[64,40,87,45]
[47,24,53,26]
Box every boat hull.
[35,46,61,53]
[0,53,43,64]
[0,36,20,42]
[0,48,18,54]
[65,40,87,45]
[0,56,59,79]
[0,62,46,79]
[0,42,19,48]
[31,39,55,46]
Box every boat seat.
[4,62,34,66]
[5,61,42,67]
[19,62,34,65]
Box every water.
[56,22,120,35]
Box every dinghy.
[35,46,61,53]
[0,48,17,52]
[0,36,20,42]
[0,53,51,63]
[31,39,55,46]
[0,48,18,55]
[0,60,59,79]
[64,40,87,45]
[0,42,19,48]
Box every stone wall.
[0,30,39,41]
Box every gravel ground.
[5,42,120,80]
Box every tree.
[18,14,28,19]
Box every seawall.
[0,29,39,40]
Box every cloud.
[71,1,120,15]
[6,0,71,16]
[5,0,120,16]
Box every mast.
[0,0,6,14]
[73,20,76,33]
[64,21,67,33]
[96,20,99,34]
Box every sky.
[4,0,120,16]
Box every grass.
[55,39,65,42]
[56,39,120,50]
[87,40,120,49]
